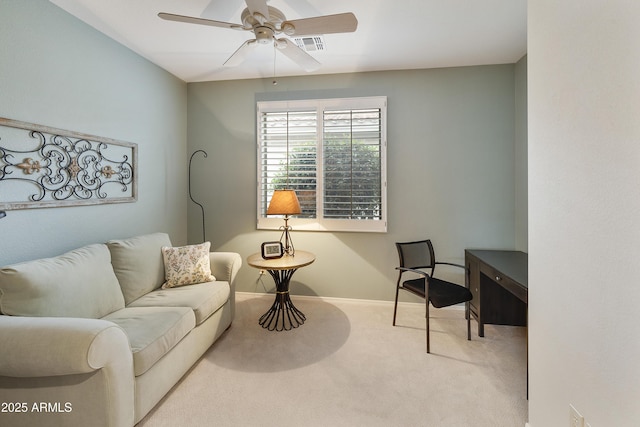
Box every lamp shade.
[267,190,301,215]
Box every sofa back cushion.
[0,244,125,318]
[107,232,172,304]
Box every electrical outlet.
[570,404,584,427]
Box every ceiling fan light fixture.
[255,26,274,44]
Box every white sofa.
[0,233,241,427]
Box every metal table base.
[259,268,306,331]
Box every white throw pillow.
[161,242,215,289]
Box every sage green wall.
[188,65,518,301]
[0,0,188,265]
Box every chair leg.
[392,285,400,326]
[466,301,471,341]
[426,300,430,353]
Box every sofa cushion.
[0,244,125,318]
[128,281,230,325]
[107,233,172,305]
[161,242,215,289]
[102,306,195,376]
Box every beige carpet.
[137,293,528,427]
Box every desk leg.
[259,268,306,331]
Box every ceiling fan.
[158,0,358,72]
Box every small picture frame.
[261,241,284,259]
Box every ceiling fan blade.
[282,13,358,36]
[158,12,244,30]
[223,39,257,67]
[276,38,320,72]
[244,0,270,21]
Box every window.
[257,96,387,233]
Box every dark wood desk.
[465,250,527,337]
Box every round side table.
[247,250,315,331]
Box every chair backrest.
[395,239,436,274]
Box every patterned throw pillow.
[161,242,216,289]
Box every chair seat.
[402,276,472,308]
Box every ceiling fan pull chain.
[273,42,278,85]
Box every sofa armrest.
[0,316,131,378]
[209,252,242,288]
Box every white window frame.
[257,96,387,233]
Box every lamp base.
[279,225,295,256]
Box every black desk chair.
[394,239,472,353]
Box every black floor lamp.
[189,150,208,243]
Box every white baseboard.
[236,291,466,311]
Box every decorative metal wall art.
[0,117,137,210]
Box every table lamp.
[267,189,301,255]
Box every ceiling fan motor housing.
[241,6,286,45]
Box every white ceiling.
[49,0,527,83]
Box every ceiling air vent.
[293,35,325,52]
